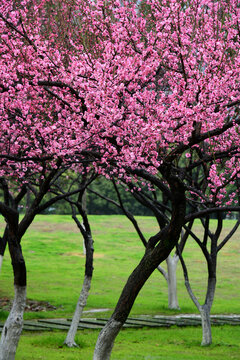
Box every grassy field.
[16,326,240,360]
[0,215,240,359]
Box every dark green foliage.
[86,177,153,216]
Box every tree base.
[64,340,79,348]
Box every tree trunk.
[93,249,157,360]
[64,225,94,347]
[183,276,216,346]
[0,226,27,360]
[93,241,181,359]
[166,254,179,309]
[93,318,122,360]
[199,304,212,346]
[182,255,216,347]
[82,238,86,255]
[64,275,92,347]
[0,285,26,360]
[0,255,3,273]
[200,276,216,346]
[93,170,186,360]
[0,228,8,274]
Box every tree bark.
[64,208,94,348]
[180,246,216,347]
[182,267,216,346]
[93,244,177,359]
[0,225,27,360]
[64,275,92,347]
[200,276,216,346]
[0,255,3,274]
[0,285,26,360]
[183,275,216,346]
[166,254,179,309]
[93,318,123,360]
[199,304,212,346]
[0,228,8,274]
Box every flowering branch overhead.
[0,0,239,202]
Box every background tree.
[46,170,97,348]
[0,163,87,359]
[179,213,240,346]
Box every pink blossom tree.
[0,0,240,358]
[90,160,240,347]
[0,166,93,359]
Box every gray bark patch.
[93,318,122,360]
[64,276,92,347]
[0,285,26,360]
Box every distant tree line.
[7,176,236,218]
[8,177,153,216]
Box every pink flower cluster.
[0,0,239,201]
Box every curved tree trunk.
[93,318,123,360]
[93,249,161,359]
[94,172,186,359]
[166,254,179,309]
[93,244,178,359]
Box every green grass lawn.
[16,326,240,360]
[0,215,240,359]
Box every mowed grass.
[0,215,240,359]
[16,326,240,360]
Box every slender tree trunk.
[183,264,216,346]
[64,275,92,347]
[82,193,87,255]
[64,225,94,347]
[166,254,179,309]
[0,255,3,273]
[200,276,216,346]
[183,275,216,346]
[0,285,26,360]
[199,304,212,346]
[0,228,8,274]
